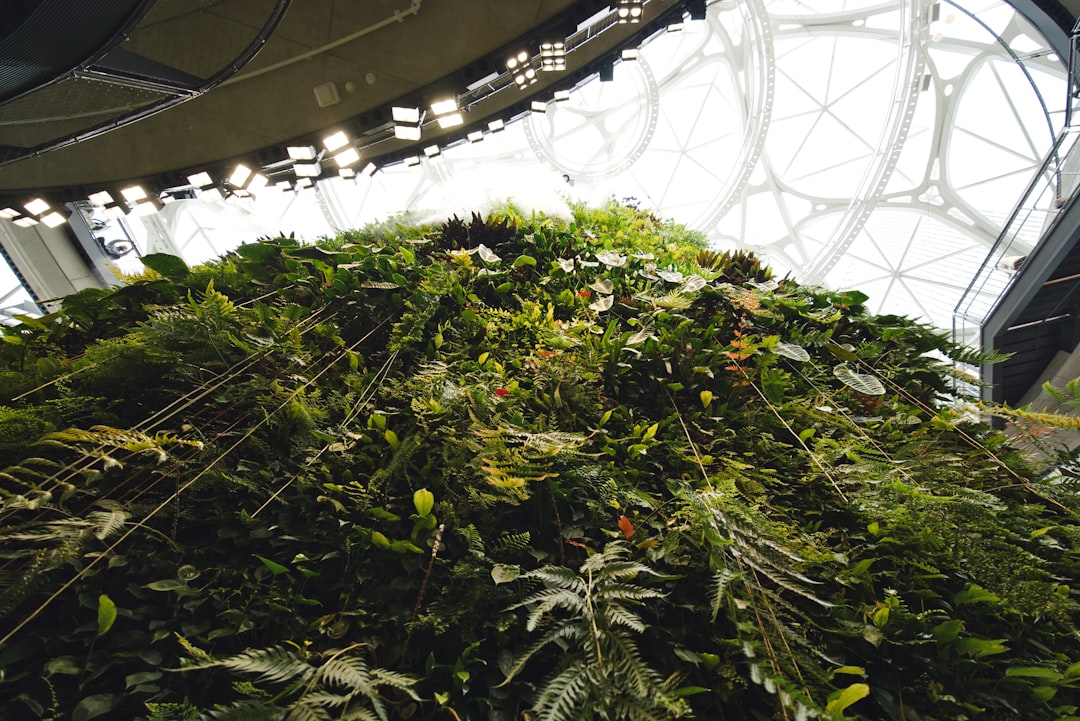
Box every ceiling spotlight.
[40,211,67,228]
[160,193,176,204]
[102,204,126,220]
[23,198,49,215]
[554,90,571,102]
[531,100,547,113]
[294,161,322,177]
[275,180,293,191]
[288,145,318,161]
[540,41,566,72]
[437,112,464,129]
[88,191,115,206]
[621,48,639,60]
[197,187,224,202]
[667,22,684,32]
[228,164,252,187]
[404,156,421,167]
[120,185,147,202]
[394,125,423,141]
[247,173,269,192]
[0,208,19,219]
[506,50,529,69]
[296,178,313,188]
[323,131,350,151]
[392,106,421,124]
[131,201,159,217]
[360,163,377,177]
[488,119,505,132]
[423,145,440,157]
[334,147,361,167]
[12,216,38,228]
[514,67,538,88]
[467,130,484,143]
[339,167,356,179]
[430,98,458,116]
[617,0,643,23]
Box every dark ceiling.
[0,0,697,204]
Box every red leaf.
[618,515,635,539]
[495,388,510,397]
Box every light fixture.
[554,89,571,102]
[667,21,684,32]
[131,201,159,217]
[404,156,421,167]
[12,216,38,228]
[339,167,356,179]
[160,193,176,204]
[287,145,318,161]
[23,198,49,215]
[296,177,313,188]
[360,163,378,177]
[505,50,529,70]
[0,208,19,219]
[88,191,115,206]
[621,48,639,60]
[247,173,269,193]
[228,164,252,187]
[437,112,464,129]
[40,211,67,228]
[467,130,484,143]
[531,100,547,113]
[120,185,147,202]
[514,67,538,88]
[103,204,126,220]
[197,187,224,202]
[617,0,643,23]
[294,161,321,177]
[334,147,361,167]
[275,180,293,191]
[488,119,505,132]
[394,125,422,141]
[392,106,421,124]
[323,131,350,151]
[430,98,458,116]
[423,145,440,157]
[540,41,566,72]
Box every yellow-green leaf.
[96,594,117,637]
[642,422,659,441]
[370,531,391,549]
[413,488,435,517]
[384,429,400,449]
[825,683,869,715]
[700,390,713,408]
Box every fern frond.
[532,664,592,721]
[316,657,373,696]
[202,700,284,721]
[195,646,314,686]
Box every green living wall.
[0,202,1076,721]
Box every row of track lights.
[3,1,708,225]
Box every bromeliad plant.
[0,199,1075,721]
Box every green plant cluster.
[0,201,1076,721]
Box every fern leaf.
[202,700,284,721]
[316,656,373,696]
[201,646,314,686]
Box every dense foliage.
[0,202,1077,721]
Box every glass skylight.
[114,0,1069,340]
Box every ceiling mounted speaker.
[313,82,341,108]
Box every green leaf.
[833,666,866,677]
[1006,666,1062,680]
[491,564,521,585]
[699,390,713,408]
[96,594,117,637]
[932,619,964,643]
[44,656,82,676]
[144,579,189,592]
[140,253,190,281]
[125,670,163,688]
[513,254,538,268]
[254,554,290,576]
[413,488,435,517]
[385,429,400,449]
[825,683,869,715]
[71,694,121,721]
[642,423,659,441]
[370,531,391,549]
[235,243,280,263]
